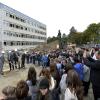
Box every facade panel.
[0,3,47,51]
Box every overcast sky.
[0,0,100,37]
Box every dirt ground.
[0,63,41,93]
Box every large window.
[3,41,44,46]
[4,30,46,40]
[10,42,13,46]
[6,12,25,23]
[9,23,13,27]
[4,42,6,46]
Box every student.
[1,86,16,100]
[36,78,53,100]
[60,63,73,100]
[64,70,83,100]
[26,67,38,100]
[16,80,31,100]
[49,63,58,81]
[74,57,84,81]
[39,68,55,91]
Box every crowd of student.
[0,47,100,100]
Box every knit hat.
[39,78,49,89]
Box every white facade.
[0,3,47,51]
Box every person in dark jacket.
[36,78,52,100]
[37,53,42,66]
[21,53,26,68]
[13,51,18,69]
[0,52,5,75]
[83,50,100,100]
[26,52,30,64]
[8,51,14,71]
[36,78,56,100]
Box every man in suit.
[83,50,100,100]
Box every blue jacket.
[74,63,84,80]
[41,55,48,63]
